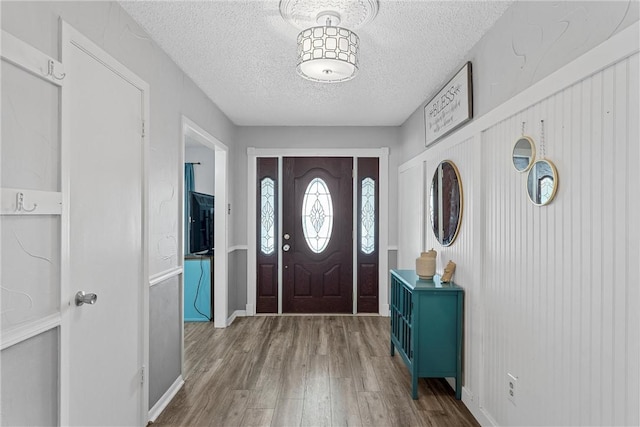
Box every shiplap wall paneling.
[423,136,478,395]
[397,162,424,269]
[625,51,640,427]
[481,53,639,426]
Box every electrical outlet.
[507,373,517,405]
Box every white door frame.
[246,147,390,316]
[181,117,229,328]
[59,21,150,426]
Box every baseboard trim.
[379,303,390,317]
[462,387,497,426]
[226,310,246,326]
[245,304,255,316]
[148,375,184,423]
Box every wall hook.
[16,192,37,213]
[46,60,66,80]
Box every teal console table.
[389,269,463,400]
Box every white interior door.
[61,23,149,426]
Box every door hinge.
[140,365,145,384]
[142,120,146,138]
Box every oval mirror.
[512,136,536,172]
[527,159,558,206]
[429,160,463,246]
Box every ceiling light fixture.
[280,0,378,83]
[296,12,359,83]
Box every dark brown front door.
[282,157,353,313]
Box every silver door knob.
[75,291,98,306]
[283,244,290,252]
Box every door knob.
[75,291,98,306]
[283,244,291,252]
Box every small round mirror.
[527,159,558,206]
[429,160,463,246]
[512,136,536,172]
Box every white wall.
[480,52,639,425]
[400,0,640,164]
[397,14,639,427]
[233,126,400,315]
[185,143,215,196]
[234,126,401,247]
[1,0,237,415]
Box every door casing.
[246,147,390,316]
[180,117,229,328]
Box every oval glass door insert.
[302,177,334,253]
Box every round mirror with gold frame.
[429,160,463,246]
[527,159,558,206]
[512,136,536,172]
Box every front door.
[63,23,147,425]
[282,157,353,313]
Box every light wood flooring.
[153,316,479,427]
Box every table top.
[391,269,463,291]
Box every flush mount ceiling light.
[297,12,359,82]
[280,0,379,83]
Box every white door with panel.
[62,23,148,425]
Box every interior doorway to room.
[184,139,215,322]
[255,156,380,314]
[181,118,228,328]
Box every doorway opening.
[247,148,390,316]
[181,117,228,328]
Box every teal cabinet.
[389,269,463,399]
[184,256,213,322]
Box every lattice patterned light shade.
[296,26,359,83]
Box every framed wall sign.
[424,62,473,147]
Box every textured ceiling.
[120,1,513,126]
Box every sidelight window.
[260,177,275,255]
[360,177,375,254]
[302,177,333,253]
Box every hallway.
[154,316,478,426]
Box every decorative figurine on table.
[441,260,456,283]
[416,249,437,280]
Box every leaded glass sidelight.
[260,177,275,255]
[361,177,375,254]
[302,178,333,253]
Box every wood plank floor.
[153,316,479,427]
